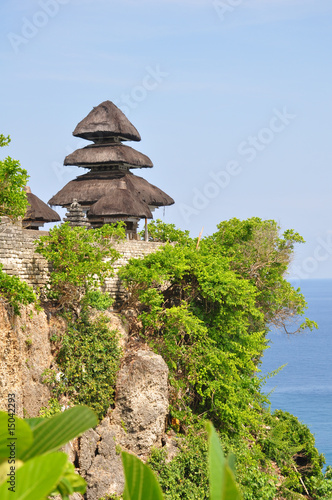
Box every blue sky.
[1,0,332,278]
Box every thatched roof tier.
[88,189,153,219]
[24,188,61,223]
[64,143,153,169]
[73,101,141,142]
[48,170,174,208]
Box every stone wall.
[0,219,163,301]
[104,240,163,302]
[0,218,50,288]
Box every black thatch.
[48,170,174,209]
[24,189,61,223]
[73,100,141,142]
[88,189,153,219]
[64,143,153,169]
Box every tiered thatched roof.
[89,190,153,219]
[73,100,141,142]
[64,143,153,169]
[49,170,174,209]
[49,100,174,229]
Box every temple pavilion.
[49,101,174,238]
[23,186,60,229]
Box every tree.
[0,134,29,222]
[205,218,316,333]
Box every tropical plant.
[119,218,316,434]
[140,219,190,244]
[0,134,29,222]
[118,218,325,499]
[0,263,36,315]
[44,307,122,419]
[0,405,97,499]
[35,221,126,310]
[120,422,242,500]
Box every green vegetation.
[118,218,329,499]
[35,221,125,311]
[0,134,29,222]
[147,425,209,499]
[0,134,36,315]
[0,263,36,315]
[36,222,125,419]
[43,308,121,419]
[0,406,97,499]
[38,397,62,418]
[140,219,190,244]
[120,422,242,500]
[120,218,316,433]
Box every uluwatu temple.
[33,100,174,239]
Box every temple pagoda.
[49,101,174,238]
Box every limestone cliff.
[0,303,61,418]
[0,303,170,500]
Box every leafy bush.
[140,219,191,244]
[0,264,36,315]
[0,134,29,222]
[260,410,330,498]
[121,422,242,500]
[82,289,114,310]
[148,427,209,499]
[38,397,62,418]
[44,308,121,419]
[35,222,125,310]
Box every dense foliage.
[0,134,29,221]
[43,308,121,420]
[36,223,125,419]
[139,219,191,244]
[0,263,36,315]
[118,218,329,499]
[0,406,97,500]
[35,222,125,311]
[0,134,36,314]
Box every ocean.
[260,279,332,469]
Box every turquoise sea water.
[261,279,332,468]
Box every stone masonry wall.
[0,219,163,301]
[103,240,163,302]
[0,218,50,288]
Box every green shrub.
[35,222,125,310]
[148,429,209,499]
[82,290,114,310]
[140,219,191,244]
[119,219,325,499]
[0,264,36,315]
[48,308,121,420]
[0,134,29,222]
[39,397,62,418]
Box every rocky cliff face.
[0,303,170,500]
[79,349,169,499]
[0,303,63,418]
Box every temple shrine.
[49,101,174,238]
[23,186,60,229]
